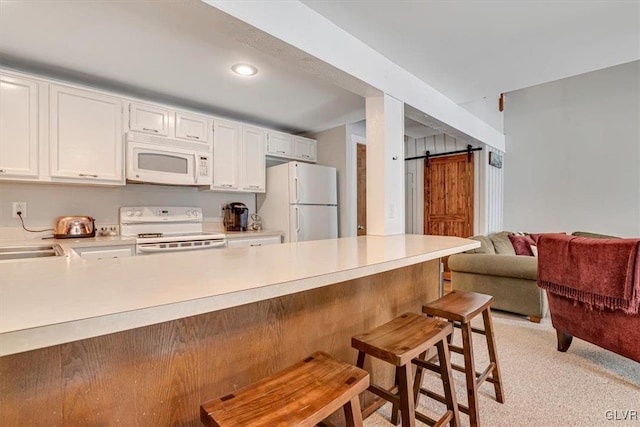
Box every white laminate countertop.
[0,235,478,356]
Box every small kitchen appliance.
[223,202,249,231]
[119,206,226,255]
[54,216,96,239]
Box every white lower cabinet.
[73,245,135,260]
[226,235,281,248]
[0,73,40,180]
[50,84,124,185]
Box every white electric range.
[119,206,226,255]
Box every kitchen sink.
[0,244,64,261]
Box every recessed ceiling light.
[231,64,258,76]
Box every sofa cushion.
[489,232,516,255]
[449,253,538,280]
[508,234,535,256]
[465,235,496,254]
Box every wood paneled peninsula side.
[0,235,478,426]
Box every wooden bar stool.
[200,351,369,427]
[419,291,505,427]
[352,312,460,427]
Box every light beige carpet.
[364,312,640,427]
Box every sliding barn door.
[424,153,474,238]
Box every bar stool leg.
[436,340,460,427]
[397,364,416,427]
[412,351,427,406]
[391,367,401,425]
[461,322,480,427]
[344,395,364,427]
[482,308,505,403]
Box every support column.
[366,93,405,236]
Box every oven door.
[126,141,211,186]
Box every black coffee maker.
[223,202,249,231]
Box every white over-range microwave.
[126,133,212,186]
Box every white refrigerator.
[257,162,338,243]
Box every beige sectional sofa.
[448,232,547,322]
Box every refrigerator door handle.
[296,207,301,233]
[294,176,300,203]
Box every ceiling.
[1,1,637,137]
[301,0,640,104]
[0,0,365,134]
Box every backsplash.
[0,182,255,231]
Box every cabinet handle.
[250,244,262,247]
[186,134,200,140]
[222,184,233,188]
[277,150,286,154]
[249,185,260,188]
[302,155,310,158]
[79,173,98,178]
[0,169,6,173]
[142,128,159,133]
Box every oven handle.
[138,241,227,253]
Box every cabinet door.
[266,131,293,157]
[0,74,39,180]
[175,111,212,145]
[294,136,317,162]
[212,119,239,190]
[226,236,281,248]
[50,84,123,184]
[240,126,266,192]
[129,102,171,136]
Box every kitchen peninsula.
[1,235,478,425]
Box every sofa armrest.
[448,254,537,280]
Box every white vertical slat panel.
[434,134,446,153]
[484,147,504,233]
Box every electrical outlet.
[12,201,27,219]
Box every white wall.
[0,182,255,228]
[311,125,350,236]
[504,61,640,237]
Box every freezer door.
[289,205,338,242]
[289,162,337,205]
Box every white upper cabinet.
[212,119,239,190]
[175,111,212,145]
[240,125,266,192]
[294,136,317,162]
[129,102,171,136]
[49,84,124,184]
[266,131,316,163]
[0,73,39,180]
[266,131,293,157]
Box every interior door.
[356,143,366,236]
[289,205,338,242]
[424,153,474,278]
[424,153,474,237]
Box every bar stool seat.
[352,312,460,427]
[419,291,505,427]
[200,351,369,427]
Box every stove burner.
[138,233,163,238]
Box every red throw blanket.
[537,234,640,314]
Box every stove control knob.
[192,210,199,217]
[126,210,134,217]
[186,210,191,217]
[134,210,142,217]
